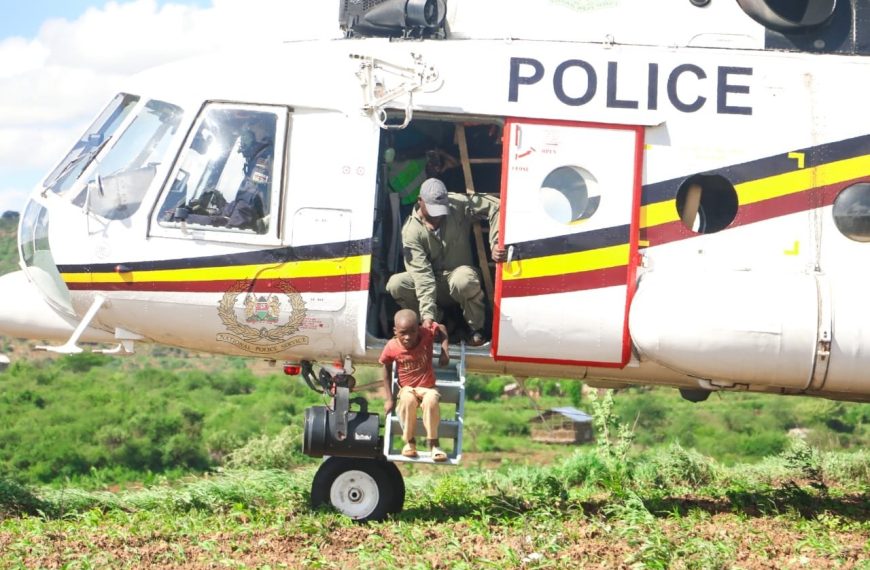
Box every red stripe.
[66,273,370,293]
[493,352,629,368]
[500,265,628,298]
[645,178,866,246]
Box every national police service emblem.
[217,278,309,354]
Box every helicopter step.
[383,342,467,465]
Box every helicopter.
[1,0,869,520]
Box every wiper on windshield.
[42,135,112,196]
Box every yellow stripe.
[641,154,870,229]
[63,255,371,284]
[738,154,870,205]
[640,199,677,228]
[501,244,629,281]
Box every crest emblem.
[217,279,308,354]
[245,294,281,323]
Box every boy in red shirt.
[380,309,450,460]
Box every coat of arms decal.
[217,279,308,354]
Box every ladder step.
[433,383,463,405]
[434,364,462,382]
[388,417,461,439]
[384,341,467,466]
[385,452,460,465]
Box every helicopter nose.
[0,270,114,343]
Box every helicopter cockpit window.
[157,104,286,237]
[832,183,870,242]
[43,93,139,196]
[75,100,183,220]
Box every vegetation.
[0,351,328,485]
[0,347,870,486]
[0,424,866,567]
[0,350,868,488]
[0,216,19,276]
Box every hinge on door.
[808,273,832,391]
[350,52,442,130]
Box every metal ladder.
[383,342,467,465]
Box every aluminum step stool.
[383,342,466,465]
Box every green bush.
[634,442,718,491]
[552,449,606,488]
[0,478,51,517]
[60,353,108,373]
[565,381,583,407]
[524,472,569,509]
[822,449,870,484]
[226,426,309,470]
[465,374,508,401]
[429,472,480,512]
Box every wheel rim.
[329,469,380,519]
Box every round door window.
[539,165,600,225]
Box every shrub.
[565,381,583,407]
[226,426,308,470]
[60,353,108,373]
[781,437,827,495]
[589,389,636,495]
[634,442,718,491]
[822,450,870,484]
[429,473,480,512]
[0,478,51,517]
[552,449,606,488]
[465,374,511,401]
[524,472,569,509]
[162,433,210,471]
[206,430,243,464]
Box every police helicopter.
[2,0,870,521]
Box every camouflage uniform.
[386,193,500,331]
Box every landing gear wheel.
[382,460,405,514]
[311,457,395,522]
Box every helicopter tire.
[311,457,395,522]
[381,460,405,514]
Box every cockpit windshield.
[43,93,139,196]
[72,99,183,220]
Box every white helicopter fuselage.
[7,0,870,402]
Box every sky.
[0,0,340,214]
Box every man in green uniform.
[386,178,506,346]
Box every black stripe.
[641,132,870,206]
[508,224,630,260]
[57,238,372,274]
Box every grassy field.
[0,352,868,568]
[0,442,867,568]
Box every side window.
[157,103,286,238]
[832,182,870,242]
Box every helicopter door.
[493,118,644,367]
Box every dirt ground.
[2,508,867,569]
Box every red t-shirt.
[379,323,437,388]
